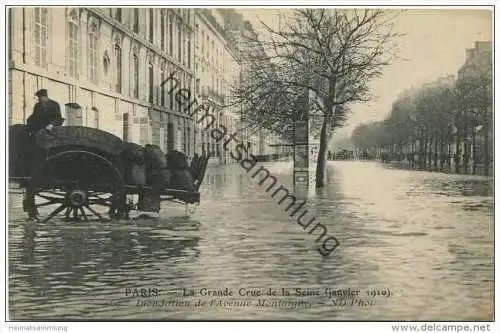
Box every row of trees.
[351,44,492,175]
[232,9,401,187]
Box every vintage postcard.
[2,2,496,330]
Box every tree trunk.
[455,129,461,174]
[472,129,476,174]
[439,137,445,171]
[484,117,489,176]
[423,136,428,169]
[433,137,438,170]
[418,138,424,170]
[315,115,329,188]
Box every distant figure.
[26,89,64,136]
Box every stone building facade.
[9,7,196,154]
[194,9,244,164]
[8,7,283,162]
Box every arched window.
[88,22,99,84]
[160,13,165,50]
[132,54,139,98]
[33,7,49,68]
[149,9,154,43]
[114,43,122,93]
[168,16,173,56]
[67,9,79,78]
[177,19,182,62]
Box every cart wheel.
[25,150,127,223]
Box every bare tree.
[234,8,401,187]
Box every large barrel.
[144,144,167,170]
[166,150,195,191]
[143,144,170,189]
[121,143,146,186]
[166,150,190,170]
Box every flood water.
[8,161,494,320]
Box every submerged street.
[8,161,494,320]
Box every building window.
[161,14,165,50]
[103,51,110,75]
[67,10,79,78]
[160,68,165,106]
[176,77,183,112]
[212,41,214,64]
[148,62,154,103]
[149,9,154,43]
[169,17,173,56]
[114,44,122,93]
[88,23,99,84]
[34,7,49,68]
[92,107,99,129]
[201,31,204,53]
[123,112,129,142]
[115,8,122,22]
[177,20,182,62]
[169,73,174,110]
[182,30,187,67]
[133,8,139,33]
[132,54,139,98]
[140,116,149,146]
[187,39,191,69]
[167,122,174,151]
[187,126,191,155]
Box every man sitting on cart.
[23,89,65,178]
[27,89,64,136]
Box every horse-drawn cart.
[9,125,210,223]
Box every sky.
[239,8,493,138]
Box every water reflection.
[8,161,493,320]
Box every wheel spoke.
[36,193,66,201]
[79,207,89,221]
[36,199,64,208]
[84,205,106,221]
[64,206,72,220]
[40,204,67,223]
[27,150,127,221]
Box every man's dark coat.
[26,99,63,135]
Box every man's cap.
[35,89,48,97]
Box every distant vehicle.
[333,149,355,160]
